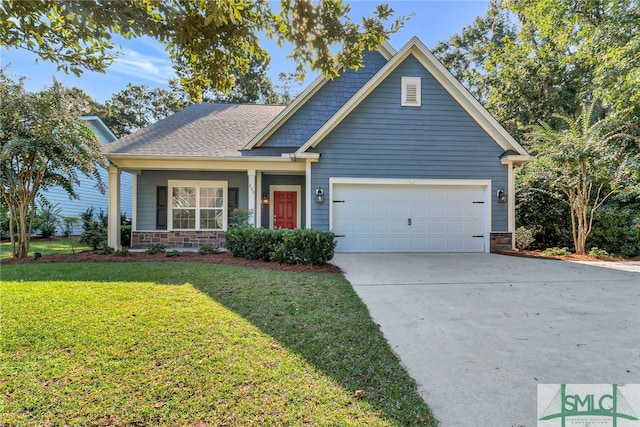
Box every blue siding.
[136,170,248,230]
[38,121,132,234]
[262,50,388,148]
[311,54,509,231]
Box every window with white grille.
[401,76,421,106]
[168,180,227,230]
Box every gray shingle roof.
[103,103,285,157]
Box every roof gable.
[244,42,395,150]
[296,37,531,160]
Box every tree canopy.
[432,0,640,136]
[0,0,406,102]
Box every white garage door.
[332,183,487,253]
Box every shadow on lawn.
[192,268,436,426]
[2,262,435,426]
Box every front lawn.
[0,238,90,259]
[1,263,435,426]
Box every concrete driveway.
[333,253,640,427]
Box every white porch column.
[306,160,312,229]
[255,172,262,228]
[247,169,256,227]
[131,173,138,231]
[507,161,516,249]
[107,165,121,249]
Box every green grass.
[1,263,436,426]
[0,238,91,259]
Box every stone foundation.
[131,230,225,249]
[490,232,513,252]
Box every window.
[169,180,227,230]
[401,76,421,106]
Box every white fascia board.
[82,115,118,143]
[378,40,396,59]
[105,155,308,172]
[501,154,534,165]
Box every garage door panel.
[333,183,487,253]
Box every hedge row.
[225,227,336,265]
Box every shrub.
[166,250,180,257]
[588,247,611,259]
[225,226,336,265]
[198,245,219,255]
[96,244,114,255]
[79,207,107,250]
[62,216,79,237]
[34,202,62,238]
[542,247,572,257]
[229,208,252,227]
[145,244,166,255]
[515,226,536,251]
[121,225,132,247]
[113,248,131,257]
[588,199,640,258]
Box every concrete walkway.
[333,253,640,427]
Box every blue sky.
[1,1,489,103]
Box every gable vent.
[402,76,421,107]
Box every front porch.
[107,158,315,250]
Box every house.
[103,37,531,253]
[39,116,132,235]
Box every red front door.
[274,191,297,229]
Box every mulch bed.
[0,250,343,274]
[495,249,638,262]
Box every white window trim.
[269,185,302,229]
[401,76,421,107]
[168,180,228,231]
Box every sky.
[0,1,490,103]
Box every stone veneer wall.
[131,231,225,249]
[490,232,513,252]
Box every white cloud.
[110,47,175,85]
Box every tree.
[93,84,188,137]
[522,102,637,254]
[431,1,588,137]
[0,71,106,258]
[0,1,406,102]
[168,54,280,105]
[505,0,640,117]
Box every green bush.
[145,244,166,255]
[225,226,336,265]
[34,202,62,238]
[120,225,132,247]
[515,226,536,250]
[588,247,611,259]
[166,250,180,257]
[96,244,115,255]
[113,248,131,257]
[198,245,219,255]
[79,207,107,250]
[542,247,572,256]
[588,199,640,258]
